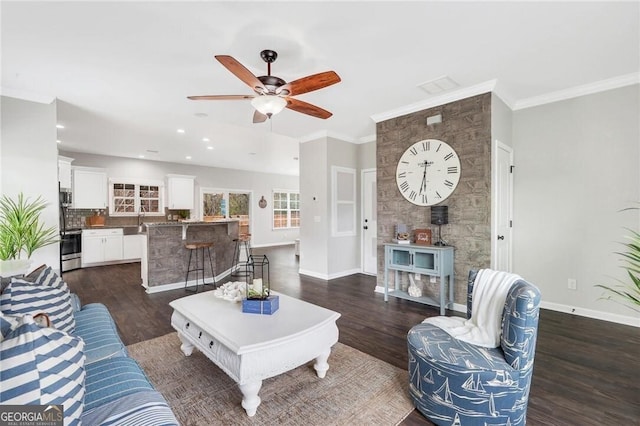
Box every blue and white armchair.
[407,270,541,426]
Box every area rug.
[127,332,414,425]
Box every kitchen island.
[142,220,239,292]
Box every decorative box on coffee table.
[242,295,279,315]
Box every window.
[273,191,300,229]
[201,188,251,233]
[109,179,163,215]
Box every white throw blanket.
[423,269,520,348]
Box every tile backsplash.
[62,207,183,229]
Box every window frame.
[272,190,300,230]
[108,178,164,216]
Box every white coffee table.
[169,291,341,416]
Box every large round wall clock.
[395,139,461,206]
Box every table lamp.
[431,206,449,246]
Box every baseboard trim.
[540,301,640,327]
[297,269,326,280]
[251,241,295,249]
[298,268,362,281]
[145,268,232,294]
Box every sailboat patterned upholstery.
[407,270,541,426]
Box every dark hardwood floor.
[62,245,640,425]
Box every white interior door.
[492,141,513,271]
[362,169,377,275]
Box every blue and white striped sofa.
[407,270,541,426]
[1,266,178,425]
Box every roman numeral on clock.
[399,181,409,192]
[422,194,428,204]
[409,191,417,201]
[422,141,430,151]
[397,171,407,179]
[409,147,418,155]
[444,180,454,188]
[444,153,454,161]
[447,166,458,174]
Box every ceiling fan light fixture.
[251,95,287,116]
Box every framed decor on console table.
[414,229,432,246]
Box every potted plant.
[0,192,58,276]
[596,226,640,312]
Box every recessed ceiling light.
[56,124,65,129]
[138,155,145,159]
[207,146,214,150]
[185,155,192,160]
[56,140,61,144]
[202,137,210,142]
[177,129,185,134]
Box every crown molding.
[370,79,497,123]
[299,130,358,144]
[0,86,55,104]
[513,73,640,111]
[359,134,377,144]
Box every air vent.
[418,76,459,95]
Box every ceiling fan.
[188,49,341,123]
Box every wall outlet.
[568,278,577,290]
[430,276,437,283]
[415,273,421,281]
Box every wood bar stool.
[230,233,252,279]
[184,241,216,293]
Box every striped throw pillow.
[34,266,69,293]
[1,280,75,333]
[0,314,86,425]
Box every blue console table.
[383,244,454,315]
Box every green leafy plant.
[596,227,640,312]
[0,193,58,260]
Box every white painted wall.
[299,138,329,277]
[1,96,60,271]
[299,136,370,279]
[491,93,513,148]
[60,151,299,247]
[327,137,360,277]
[512,85,640,326]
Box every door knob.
[497,235,505,240]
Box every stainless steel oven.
[60,229,81,272]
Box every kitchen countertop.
[145,219,239,226]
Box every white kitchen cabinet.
[166,174,195,210]
[58,156,74,189]
[82,229,123,266]
[123,234,143,260]
[73,167,107,209]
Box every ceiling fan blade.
[215,55,266,93]
[285,98,333,119]
[187,95,254,100]
[277,71,341,96]
[253,110,268,123]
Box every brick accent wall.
[376,93,492,306]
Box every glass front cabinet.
[383,244,454,315]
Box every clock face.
[395,139,461,206]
